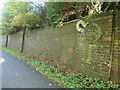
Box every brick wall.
[23,23,77,66]
[22,12,113,81]
[0,35,7,47]
[75,12,113,81]
[2,11,119,84]
[110,10,120,84]
[7,31,23,52]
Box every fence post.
[109,5,119,85]
[5,35,8,47]
[21,29,26,53]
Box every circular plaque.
[83,23,102,43]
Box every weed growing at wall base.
[0,47,29,61]
[0,47,119,88]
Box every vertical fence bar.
[21,30,26,53]
[5,35,8,47]
[109,4,119,85]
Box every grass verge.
[0,47,119,88]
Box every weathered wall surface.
[23,23,77,67]
[0,35,7,47]
[116,10,120,85]
[23,12,114,81]
[110,10,120,84]
[7,31,23,52]
[1,10,119,84]
[75,12,113,81]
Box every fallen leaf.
[49,84,52,86]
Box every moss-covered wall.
[23,12,113,81]
[75,12,113,81]
[4,11,119,84]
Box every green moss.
[85,44,94,64]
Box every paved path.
[1,50,60,88]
